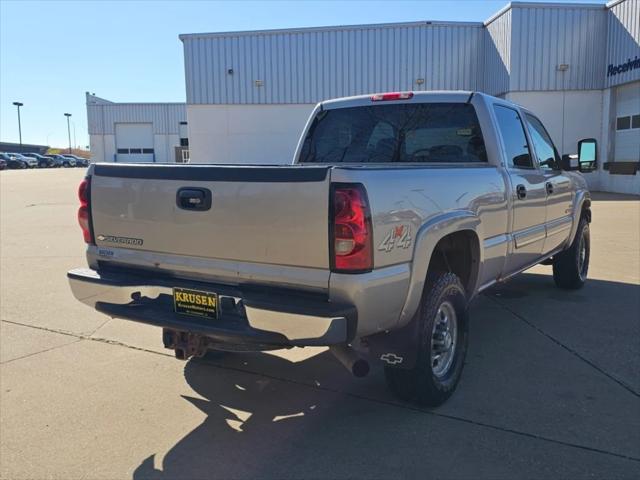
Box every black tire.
[552,217,590,289]
[385,272,469,407]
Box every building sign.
[607,56,640,77]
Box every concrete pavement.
[1,168,639,479]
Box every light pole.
[12,102,23,145]
[64,113,72,154]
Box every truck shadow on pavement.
[132,273,640,479]
[132,351,393,479]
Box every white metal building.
[87,0,638,193]
[86,93,188,163]
[179,0,639,194]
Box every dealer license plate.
[173,287,217,319]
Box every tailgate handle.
[176,188,212,211]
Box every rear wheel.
[385,272,469,407]
[552,217,590,289]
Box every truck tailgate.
[90,164,331,269]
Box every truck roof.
[321,90,484,110]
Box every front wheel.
[552,217,590,289]
[385,272,469,407]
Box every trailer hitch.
[162,328,208,360]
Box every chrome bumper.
[67,268,353,347]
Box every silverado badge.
[97,235,144,246]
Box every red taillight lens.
[77,177,93,244]
[331,184,373,273]
[370,91,414,102]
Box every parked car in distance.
[44,155,65,168]
[68,91,595,407]
[9,153,38,168]
[0,157,6,170]
[0,153,27,169]
[62,154,89,167]
[46,154,76,167]
[22,153,56,168]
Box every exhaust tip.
[330,344,370,378]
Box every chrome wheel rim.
[578,231,588,280]
[430,301,458,378]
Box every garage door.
[614,82,640,162]
[115,123,154,163]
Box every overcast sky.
[0,0,604,148]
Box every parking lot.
[1,167,639,479]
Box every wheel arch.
[567,190,592,247]
[397,210,483,329]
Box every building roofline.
[605,0,628,9]
[485,1,606,26]
[85,92,185,107]
[179,19,484,41]
[484,2,513,26]
[178,1,611,40]
[88,102,186,107]
[0,142,49,148]
[509,1,604,8]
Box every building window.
[632,115,640,129]
[180,138,189,147]
[616,116,631,130]
[117,148,154,154]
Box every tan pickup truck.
[68,91,595,406]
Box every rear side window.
[493,105,533,169]
[299,103,486,163]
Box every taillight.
[331,184,373,273]
[77,177,93,244]
[370,91,414,102]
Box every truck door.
[524,113,574,254]
[493,104,547,273]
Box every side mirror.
[577,138,597,173]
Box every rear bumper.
[67,268,354,348]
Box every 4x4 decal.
[378,224,412,252]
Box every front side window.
[493,105,533,169]
[525,113,560,171]
[299,103,486,164]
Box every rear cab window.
[299,103,487,164]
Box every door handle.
[546,182,554,195]
[516,184,527,200]
[176,187,212,211]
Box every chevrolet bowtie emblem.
[380,353,403,365]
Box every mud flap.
[365,313,421,370]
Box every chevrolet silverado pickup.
[68,91,596,406]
